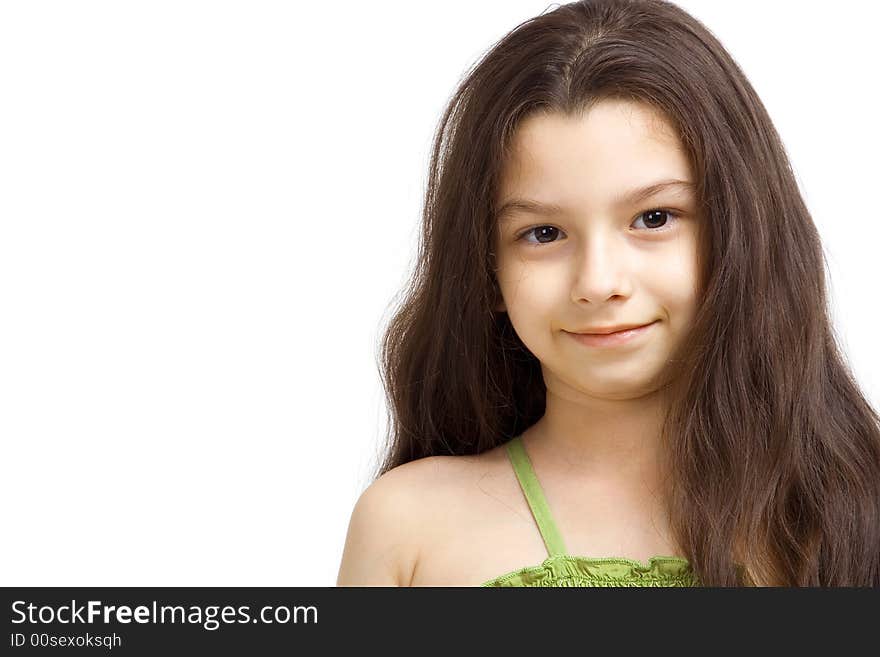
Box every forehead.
[497,100,692,207]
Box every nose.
[570,230,632,303]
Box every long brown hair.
[374,0,880,586]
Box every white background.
[0,1,876,586]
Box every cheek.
[650,243,701,325]
[497,259,563,302]
[496,264,566,333]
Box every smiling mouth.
[576,323,654,335]
[565,320,659,347]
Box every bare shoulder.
[336,460,424,586]
[336,446,514,586]
[389,445,513,504]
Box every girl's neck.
[521,386,671,492]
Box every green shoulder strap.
[505,435,568,558]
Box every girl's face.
[493,99,702,399]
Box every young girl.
[336,0,880,587]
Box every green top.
[480,435,699,587]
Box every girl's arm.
[336,469,420,586]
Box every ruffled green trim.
[480,555,699,587]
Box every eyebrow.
[494,179,696,222]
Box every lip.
[565,320,658,348]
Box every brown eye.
[632,209,679,231]
[516,226,564,245]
